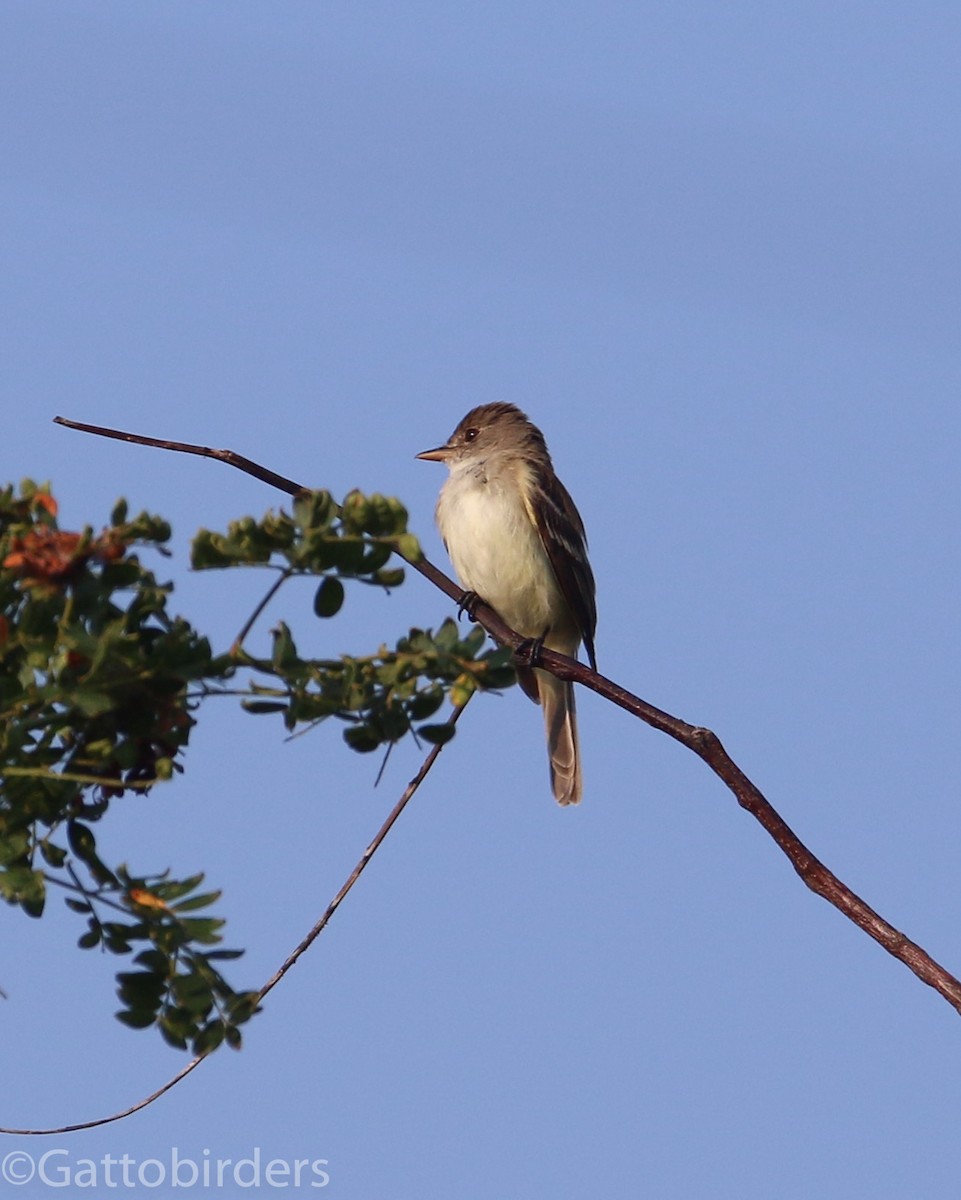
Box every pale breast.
[436,465,569,639]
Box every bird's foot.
[514,635,545,670]
[457,590,482,621]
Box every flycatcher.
[417,402,597,805]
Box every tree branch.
[49,415,961,1019]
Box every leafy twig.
[0,692,472,1135]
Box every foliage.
[0,481,515,1053]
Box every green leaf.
[3,867,47,915]
[359,542,392,572]
[172,973,215,1014]
[133,949,170,973]
[417,723,457,746]
[157,1015,189,1051]
[373,566,405,588]
[323,539,365,573]
[313,576,345,618]
[434,619,460,651]
[103,919,147,939]
[171,890,222,914]
[150,873,204,902]
[270,622,298,669]
[21,890,46,918]
[178,916,226,945]
[242,700,289,715]
[67,821,96,859]
[72,690,115,718]
[293,489,335,531]
[462,625,488,656]
[343,725,381,753]
[193,1019,226,1055]
[225,991,261,1024]
[407,688,444,721]
[479,662,518,689]
[393,533,422,562]
[39,840,67,868]
[115,1009,157,1030]
[341,490,369,533]
[116,971,166,1007]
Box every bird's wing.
[526,477,597,670]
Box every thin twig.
[3,767,157,789]
[52,417,306,498]
[0,694,472,1136]
[44,873,129,918]
[51,414,465,610]
[232,568,292,652]
[257,692,471,1001]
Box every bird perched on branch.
[418,403,597,804]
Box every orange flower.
[128,888,169,911]
[2,527,126,588]
[3,529,84,582]
[32,493,59,518]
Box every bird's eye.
[464,428,479,442]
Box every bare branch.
[52,416,306,498]
[548,655,961,1014]
[52,415,466,607]
[256,691,472,1001]
[0,1056,206,1137]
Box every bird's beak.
[416,443,451,463]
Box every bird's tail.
[537,669,581,805]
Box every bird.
[417,402,597,804]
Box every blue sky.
[3,3,961,1196]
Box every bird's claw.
[457,590,481,621]
[514,635,545,669]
